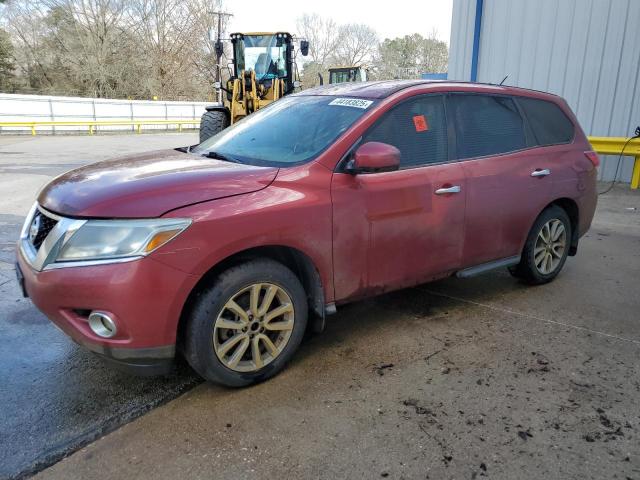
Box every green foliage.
[376,33,448,80]
[0,27,16,91]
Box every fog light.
[88,311,117,338]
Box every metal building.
[449,0,640,182]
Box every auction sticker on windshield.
[328,98,373,109]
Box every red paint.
[20,80,598,364]
[353,142,401,172]
[18,251,198,348]
[38,149,278,218]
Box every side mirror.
[300,40,309,56]
[348,142,400,174]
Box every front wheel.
[509,205,571,285]
[184,259,308,387]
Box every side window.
[448,94,527,159]
[362,95,448,168]
[518,97,574,146]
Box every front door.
[331,94,466,302]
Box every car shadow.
[294,269,532,362]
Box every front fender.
[150,163,335,302]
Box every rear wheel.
[509,205,571,285]
[185,259,308,387]
[199,110,229,143]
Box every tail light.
[584,150,600,167]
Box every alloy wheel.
[534,219,566,275]
[213,283,295,372]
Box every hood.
[38,149,279,218]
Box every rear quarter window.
[448,94,527,159]
[518,97,575,146]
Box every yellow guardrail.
[0,119,201,136]
[588,136,640,189]
[0,122,637,189]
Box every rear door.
[447,93,554,267]
[331,94,466,301]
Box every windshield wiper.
[203,151,241,163]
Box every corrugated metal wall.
[449,0,640,182]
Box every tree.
[296,13,340,70]
[334,23,378,67]
[44,0,131,97]
[376,32,448,80]
[297,14,378,87]
[0,0,224,99]
[127,0,224,100]
[0,27,16,91]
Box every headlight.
[55,218,191,262]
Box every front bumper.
[17,246,199,375]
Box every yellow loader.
[200,32,309,143]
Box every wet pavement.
[0,134,201,480]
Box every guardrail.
[588,136,640,189]
[0,119,201,136]
[0,122,637,189]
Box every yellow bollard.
[89,125,94,135]
[178,124,183,133]
[137,123,142,134]
[631,156,640,190]
[31,125,36,136]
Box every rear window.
[448,94,527,159]
[518,97,575,146]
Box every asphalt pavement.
[0,133,201,480]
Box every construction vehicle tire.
[199,110,229,143]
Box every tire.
[509,205,572,285]
[199,110,229,143]
[184,259,308,387]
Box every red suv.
[16,81,598,387]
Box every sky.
[224,0,454,44]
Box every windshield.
[193,96,376,166]
[331,70,356,84]
[235,35,287,81]
[330,68,365,84]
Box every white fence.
[0,93,209,134]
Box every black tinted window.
[363,95,448,168]
[449,94,526,159]
[518,97,574,146]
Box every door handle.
[531,168,551,177]
[435,185,461,195]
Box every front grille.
[30,209,58,251]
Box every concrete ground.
[0,133,201,480]
[1,134,639,480]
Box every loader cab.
[329,66,368,84]
[231,32,295,92]
[200,31,308,144]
